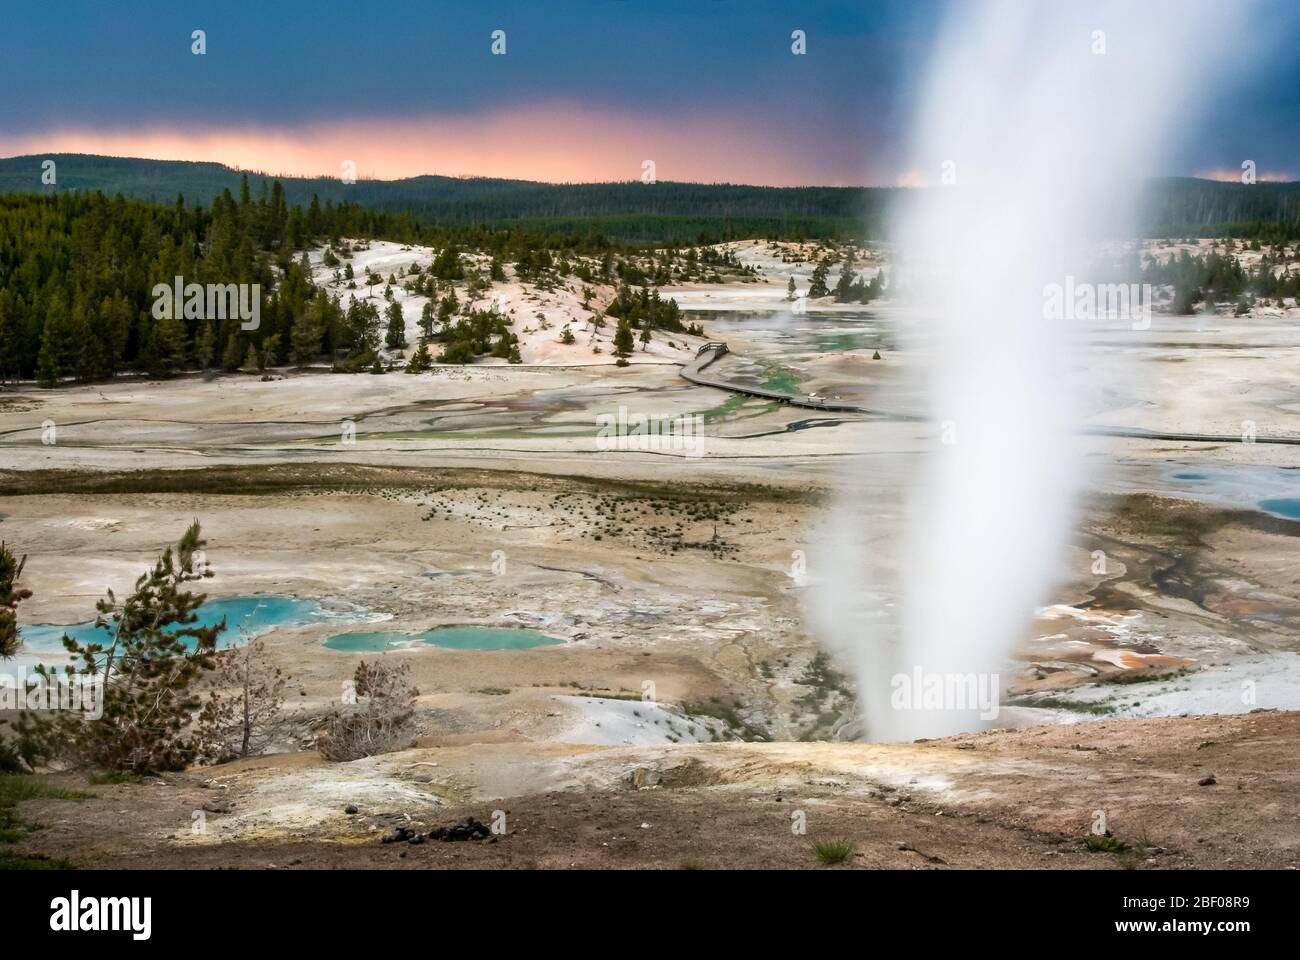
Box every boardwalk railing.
[680,341,871,413]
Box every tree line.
[10,157,1299,245]
[1141,246,1300,313]
[0,183,708,384]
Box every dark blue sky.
[1,0,1295,184]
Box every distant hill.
[1139,177,1300,236]
[0,154,883,242]
[0,154,1295,241]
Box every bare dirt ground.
[12,709,1298,869]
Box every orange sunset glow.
[0,103,871,186]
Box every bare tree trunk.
[240,658,252,758]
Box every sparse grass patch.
[1081,834,1129,854]
[1083,829,1153,868]
[0,850,78,870]
[0,775,89,853]
[1097,667,1192,686]
[812,838,855,865]
[88,770,146,785]
[681,697,767,741]
[570,689,642,701]
[1006,695,1117,716]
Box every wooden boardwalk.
[678,341,1300,445]
[679,342,873,413]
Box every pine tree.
[384,301,406,349]
[440,287,460,317]
[860,271,883,304]
[834,264,857,302]
[405,340,434,373]
[52,521,225,772]
[307,195,323,237]
[65,292,100,381]
[0,290,19,383]
[613,316,635,363]
[431,244,465,281]
[0,539,30,660]
[808,259,830,298]
[346,299,381,354]
[99,294,132,375]
[143,314,188,377]
[491,330,516,360]
[221,332,243,372]
[290,306,322,368]
[196,322,216,369]
[37,290,75,386]
[419,300,437,340]
[243,343,261,372]
[786,277,797,301]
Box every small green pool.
[323,625,563,652]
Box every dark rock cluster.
[381,817,496,845]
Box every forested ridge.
[4,154,1296,243]
[0,186,379,383]
[0,154,885,243]
[0,181,665,384]
[1140,177,1300,244]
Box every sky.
[0,0,1296,186]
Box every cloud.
[893,168,928,187]
[1,102,877,187]
[1194,166,1297,183]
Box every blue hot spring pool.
[1257,498,1300,520]
[18,596,369,665]
[1160,466,1300,520]
[323,626,563,652]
